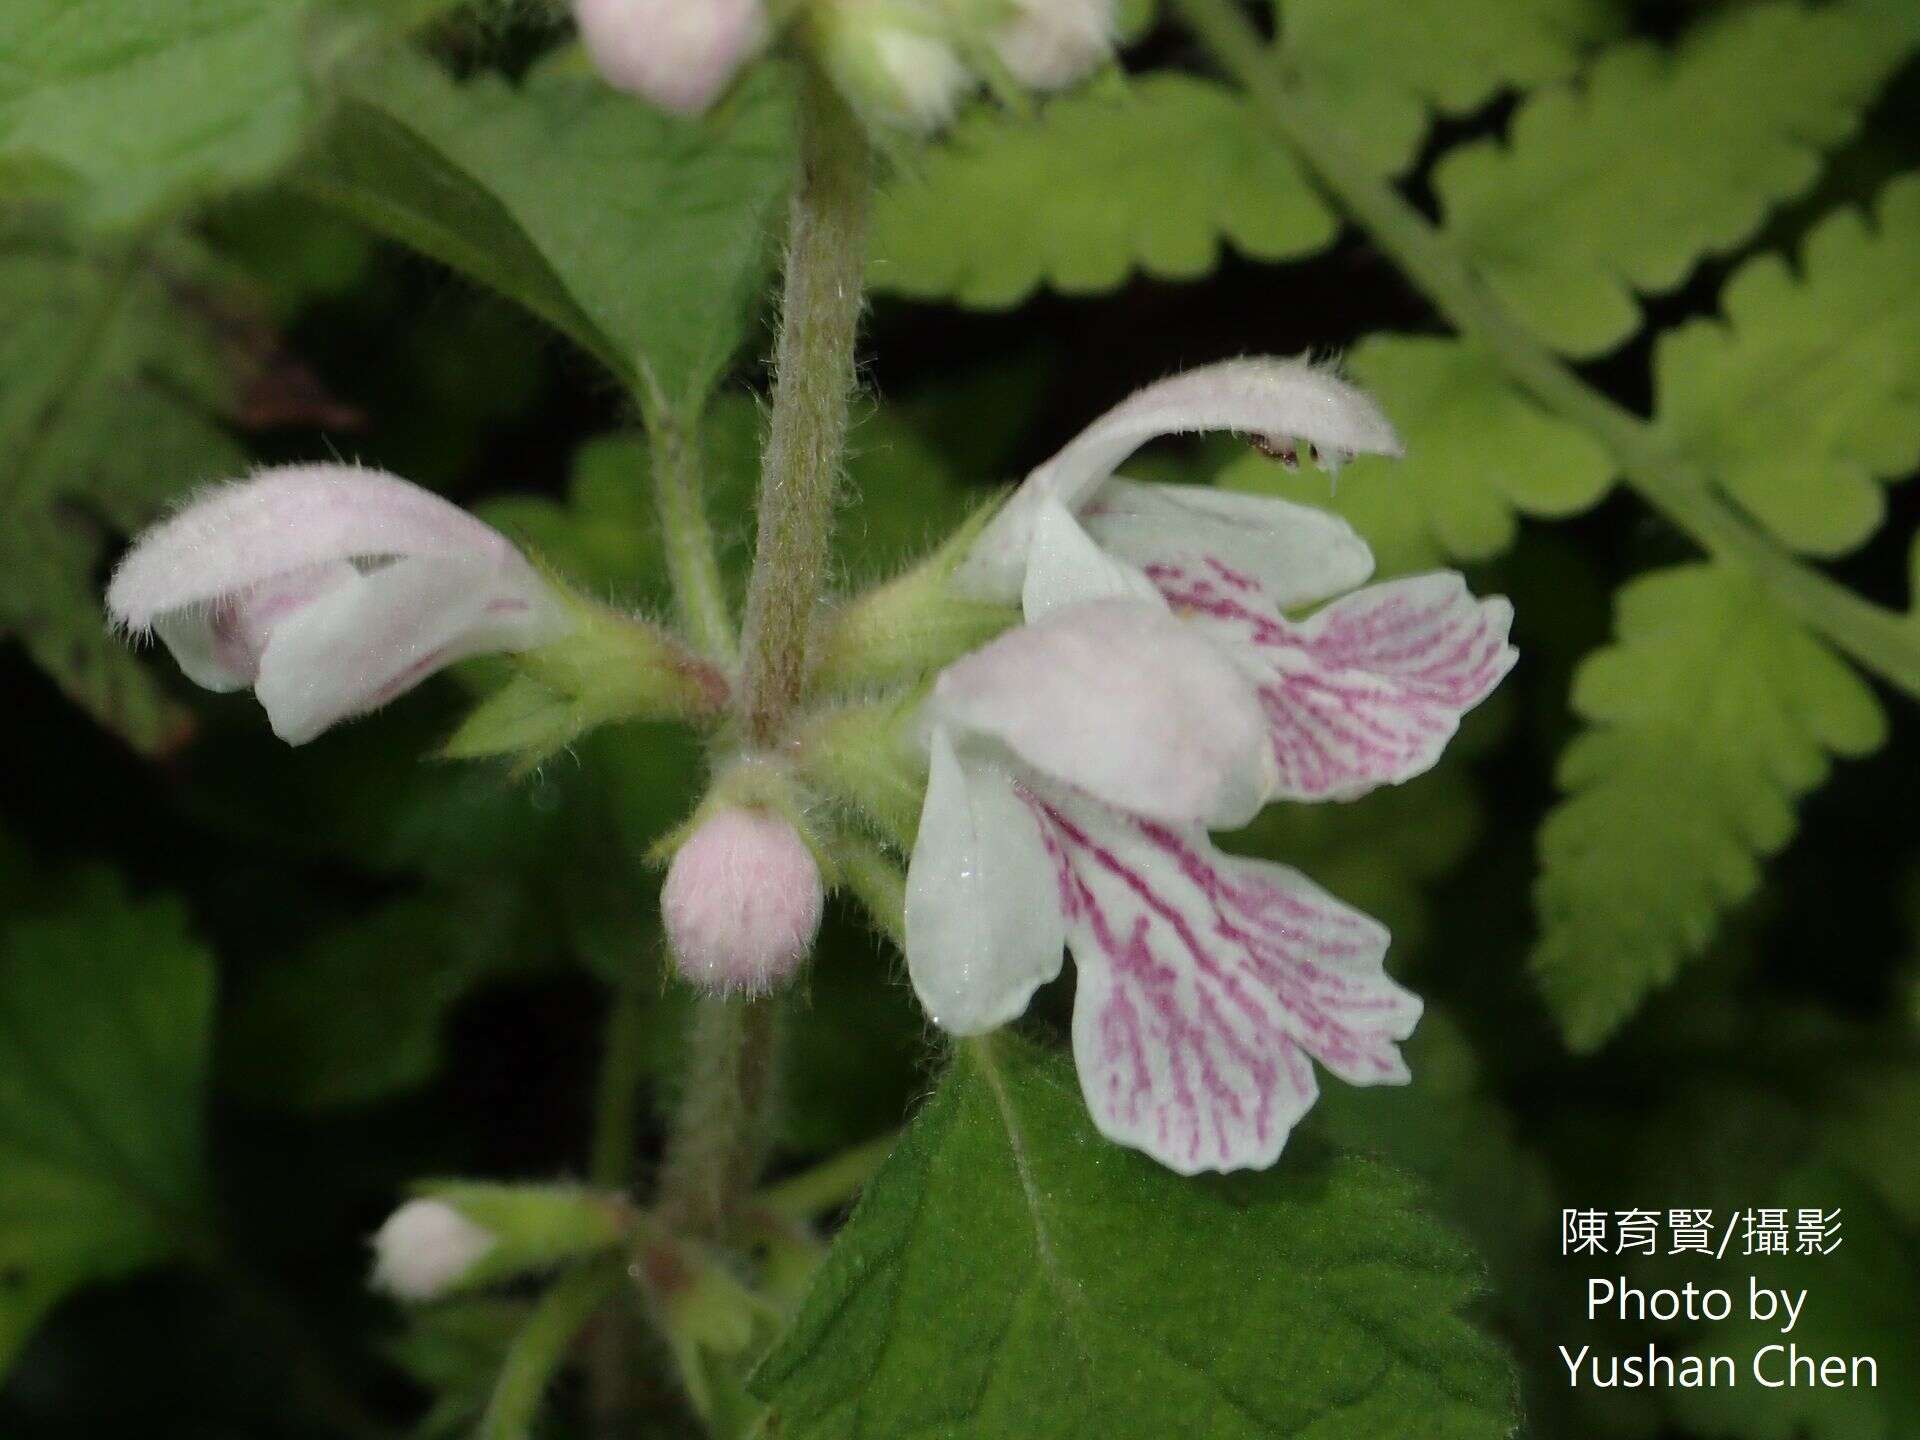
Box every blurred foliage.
[0,0,1917,1437]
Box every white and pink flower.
[907,360,1516,1173]
[106,464,571,745]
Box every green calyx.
[794,694,929,851]
[410,1180,636,1295]
[445,584,730,770]
[810,494,1020,694]
[647,753,838,884]
[635,1225,785,1422]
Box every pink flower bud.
[369,1199,495,1302]
[573,0,770,115]
[663,808,824,995]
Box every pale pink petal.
[905,727,1066,1035]
[153,562,358,692]
[956,358,1400,603]
[1020,496,1165,620]
[931,599,1273,828]
[1153,567,1516,802]
[1029,789,1420,1174]
[1034,357,1402,513]
[106,464,524,631]
[1081,479,1374,611]
[253,554,567,744]
[574,0,769,115]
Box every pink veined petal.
[1154,566,1517,802]
[931,598,1273,829]
[1020,496,1166,620]
[253,553,567,744]
[1027,788,1420,1174]
[954,357,1400,603]
[106,464,527,631]
[1081,479,1375,612]
[904,727,1067,1035]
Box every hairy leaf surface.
[303,45,792,407]
[753,1034,1518,1439]
[0,0,312,227]
[1532,564,1885,1050]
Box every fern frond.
[1657,174,1920,556]
[1532,564,1887,1051]
[1436,2,1913,357]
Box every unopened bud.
[663,807,824,994]
[811,0,975,132]
[992,0,1114,91]
[573,0,770,115]
[370,1199,495,1302]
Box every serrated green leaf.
[0,1,314,228]
[752,1033,1518,1439]
[302,45,792,407]
[1218,335,1615,574]
[870,73,1336,308]
[1280,0,1620,176]
[0,880,214,1375]
[1436,1,1914,357]
[1532,563,1886,1050]
[0,217,248,751]
[1656,174,1920,556]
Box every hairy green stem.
[590,983,652,1191]
[1178,0,1920,700]
[479,1262,624,1440]
[657,997,782,1240]
[651,63,871,1256]
[738,63,873,741]
[648,405,739,664]
[584,990,649,1440]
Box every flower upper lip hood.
[107,463,570,745]
[955,356,1401,611]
